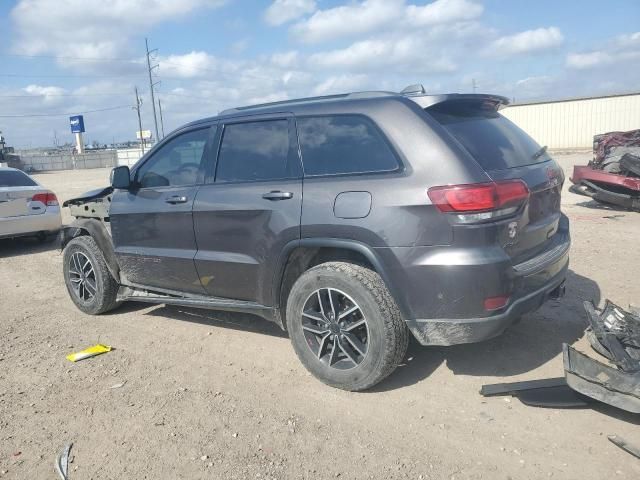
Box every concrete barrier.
[20,150,119,172]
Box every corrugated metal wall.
[501,93,640,150]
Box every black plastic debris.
[481,301,640,414]
[608,435,640,460]
[480,378,592,408]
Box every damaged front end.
[60,186,120,282]
[570,129,640,211]
[564,301,640,413]
[62,186,114,222]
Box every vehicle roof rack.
[218,91,396,116]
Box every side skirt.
[117,284,283,327]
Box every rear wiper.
[532,145,548,160]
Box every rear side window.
[427,101,549,170]
[0,170,37,187]
[216,120,298,182]
[297,115,398,176]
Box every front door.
[193,116,302,305]
[110,126,214,293]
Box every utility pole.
[145,37,160,143]
[158,98,165,139]
[134,86,145,155]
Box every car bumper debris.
[481,300,640,414]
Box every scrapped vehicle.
[0,167,62,241]
[570,129,640,211]
[61,86,570,390]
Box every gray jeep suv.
[61,86,570,391]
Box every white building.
[501,92,640,150]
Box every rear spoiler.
[408,93,511,111]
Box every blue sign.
[69,115,85,133]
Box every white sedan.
[0,167,62,241]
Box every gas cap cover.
[333,191,372,219]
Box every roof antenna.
[400,84,426,95]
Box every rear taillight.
[428,180,529,222]
[31,192,59,206]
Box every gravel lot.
[1,153,639,479]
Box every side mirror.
[110,166,131,189]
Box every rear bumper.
[377,214,570,346]
[406,266,567,345]
[0,207,62,239]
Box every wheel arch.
[61,219,120,283]
[273,238,410,327]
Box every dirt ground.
[1,153,639,479]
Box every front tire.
[286,262,409,391]
[63,235,120,315]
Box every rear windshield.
[0,170,37,187]
[427,101,549,170]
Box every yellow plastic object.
[66,344,112,362]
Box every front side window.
[136,128,209,188]
[216,120,297,182]
[297,115,399,176]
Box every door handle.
[165,195,188,204]
[262,191,293,201]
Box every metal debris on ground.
[608,435,640,460]
[570,128,640,211]
[55,443,73,480]
[564,301,640,414]
[66,344,112,362]
[481,300,640,414]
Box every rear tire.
[286,262,409,391]
[63,235,120,315]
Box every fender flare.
[61,219,120,283]
[272,238,411,321]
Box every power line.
[0,53,142,62]
[0,105,132,118]
[0,73,146,78]
[0,92,135,98]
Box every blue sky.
[1,0,639,147]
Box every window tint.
[297,116,398,176]
[427,101,549,170]
[0,170,37,187]
[137,128,209,188]
[216,120,297,182]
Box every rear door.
[110,126,214,293]
[427,100,566,263]
[192,115,302,305]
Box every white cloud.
[566,31,640,70]
[264,0,316,26]
[566,52,611,69]
[406,0,483,26]
[488,27,563,57]
[308,37,457,73]
[292,0,483,43]
[292,0,404,43]
[313,74,371,95]
[23,85,66,96]
[270,51,300,68]
[10,0,227,58]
